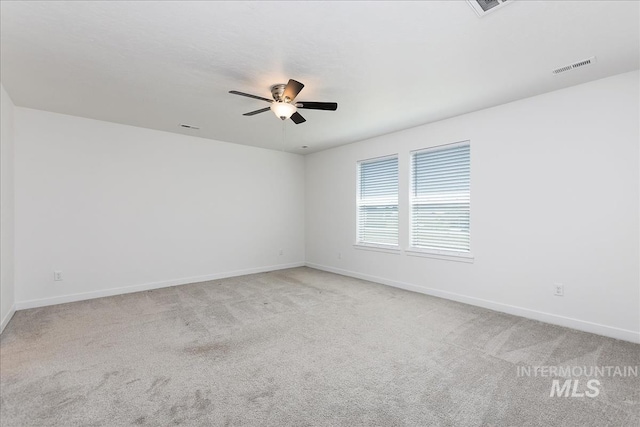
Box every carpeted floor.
[1,267,638,426]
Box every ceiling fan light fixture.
[270,101,297,120]
[229,79,337,125]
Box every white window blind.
[357,156,399,246]
[410,142,470,253]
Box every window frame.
[408,141,473,262]
[355,154,400,251]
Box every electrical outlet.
[54,271,63,281]
[554,283,564,296]
[279,249,284,256]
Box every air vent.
[467,0,513,17]
[180,124,200,130]
[552,56,597,75]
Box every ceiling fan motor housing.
[270,84,287,102]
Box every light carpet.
[1,267,638,426]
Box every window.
[356,155,399,247]
[410,141,471,255]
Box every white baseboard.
[306,262,640,344]
[15,262,305,311]
[1,304,16,334]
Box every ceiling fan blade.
[229,90,273,103]
[297,102,338,111]
[290,112,306,124]
[243,107,271,116]
[283,79,304,102]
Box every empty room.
[1,1,639,426]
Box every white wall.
[14,108,305,307]
[306,70,640,343]
[1,84,16,332]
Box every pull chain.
[282,119,286,152]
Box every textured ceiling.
[1,1,638,153]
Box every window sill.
[405,248,474,263]
[353,243,402,254]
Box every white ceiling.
[1,1,638,153]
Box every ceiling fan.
[229,79,338,124]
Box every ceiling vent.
[467,0,513,17]
[552,56,597,75]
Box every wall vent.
[180,124,200,130]
[552,56,597,75]
[467,0,513,17]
